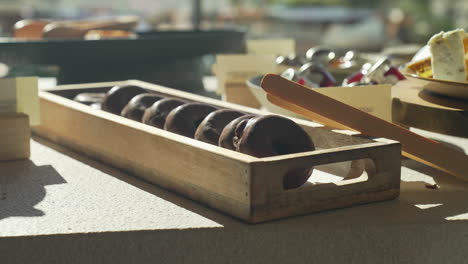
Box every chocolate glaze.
[218,114,256,151]
[121,93,163,121]
[101,85,147,114]
[236,115,314,157]
[142,98,187,129]
[164,103,218,138]
[194,109,244,145]
[235,115,315,189]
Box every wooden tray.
[34,80,401,223]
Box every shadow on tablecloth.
[0,160,66,220]
[30,134,468,228]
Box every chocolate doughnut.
[218,114,256,150]
[234,115,315,189]
[164,103,218,138]
[235,115,314,157]
[142,98,187,129]
[194,109,244,145]
[101,85,147,114]
[73,93,105,105]
[121,93,163,121]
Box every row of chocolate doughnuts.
[73,85,315,188]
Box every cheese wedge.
[428,29,467,82]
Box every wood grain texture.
[262,73,468,182]
[0,77,40,126]
[0,113,30,161]
[249,141,401,222]
[392,81,468,137]
[34,80,401,223]
[224,83,261,108]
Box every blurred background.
[1,0,467,49]
[0,0,467,92]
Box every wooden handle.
[261,74,468,182]
[266,93,350,130]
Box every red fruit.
[384,66,406,81]
[343,71,364,86]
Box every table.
[1,128,468,263]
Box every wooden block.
[214,54,276,94]
[16,77,40,126]
[0,78,17,113]
[224,83,261,108]
[315,84,392,122]
[216,54,276,78]
[0,113,30,161]
[0,77,40,126]
[247,38,295,55]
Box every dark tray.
[0,29,245,92]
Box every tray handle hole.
[283,158,376,190]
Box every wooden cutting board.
[392,80,468,137]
